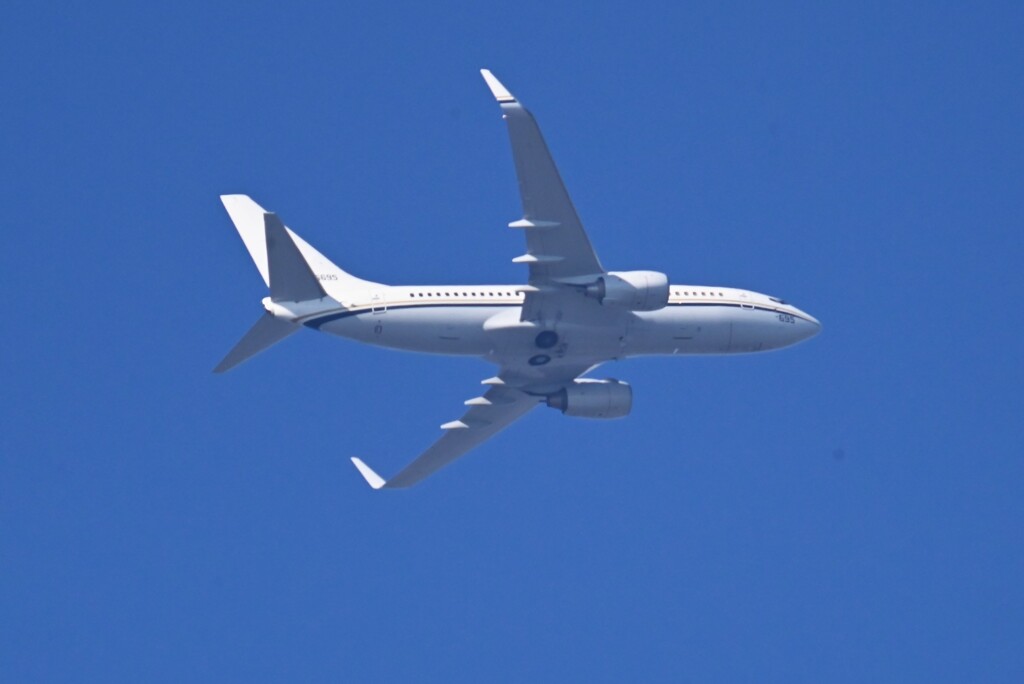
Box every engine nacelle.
[546,379,632,419]
[585,270,669,311]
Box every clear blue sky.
[3,2,1022,681]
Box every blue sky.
[2,1,1022,681]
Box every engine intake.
[546,379,632,419]
[584,270,669,311]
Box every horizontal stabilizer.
[213,311,299,373]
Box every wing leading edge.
[350,73,611,490]
[350,382,541,489]
[481,69,604,284]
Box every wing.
[350,382,539,489]
[481,69,604,287]
[350,361,601,490]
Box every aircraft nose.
[799,311,821,340]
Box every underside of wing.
[481,69,604,285]
[350,383,540,489]
[350,361,601,490]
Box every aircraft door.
[371,292,388,315]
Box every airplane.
[215,69,820,490]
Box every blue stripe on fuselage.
[301,300,812,330]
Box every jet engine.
[584,270,669,311]
[546,379,632,419]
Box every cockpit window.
[768,296,789,305]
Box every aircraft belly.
[316,306,501,355]
[313,302,804,360]
[627,306,741,355]
[627,305,808,355]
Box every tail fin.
[219,194,378,292]
[217,195,378,373]
[264,213,327,302]
[221,195,273,286]
[211,213,317,372]
[213,312,299,373]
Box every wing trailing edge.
[478,68,604,283]
[349,385,540,489]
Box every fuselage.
[267,283,820,364]
[218,70,824,489]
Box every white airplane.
[216,69,820,489]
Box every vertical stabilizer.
[219,195,379,294]
[264,213,327,302]
[216,194,381,372]
[221,195,272,286]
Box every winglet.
[350,457,387,490]
[480,69,516,103]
